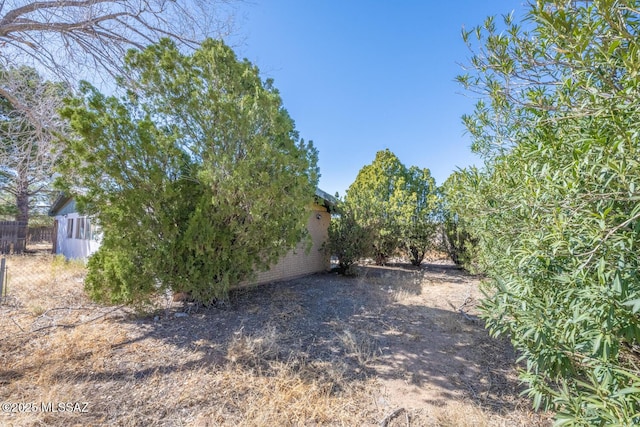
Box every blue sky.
[227,1,526,196]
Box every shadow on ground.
[65,262,526,415]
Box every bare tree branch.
[0,0,237,86]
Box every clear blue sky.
[228,1,525,196]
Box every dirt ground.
[0,254,552,426]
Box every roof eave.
[48,193,73,216]
[314,187,337,212]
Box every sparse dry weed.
[338,329,380,366]
[226,325,281,366]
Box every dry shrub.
[226,325,280,367]
[338,329,380,366]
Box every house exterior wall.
[53,211,101,260]
[239,203,331,286]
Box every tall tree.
[0,65,67,232]
[0,0,235,229]
[345,149,438,266]
[345,149,408,264]
[59,39,319,305]
[401,165,438,266]
[454,0,640,423]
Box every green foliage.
[0,197,18,217]
[345,149,438,266]
[325,201,371,275]
[440,172,478,270]
[345,149,404,264]
[453,1,640,423]
[59,39,319,305]
[401,166,439,266]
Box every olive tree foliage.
[452,0,640,423]
[344,149,438,266]
[0,66,68,229]
[58,39,319,305]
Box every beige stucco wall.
[240,203,331,287]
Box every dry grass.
[3,254,87,307]
[226,325,281,366]
[337,329,380,366]
[0,254,551,426]
[0,254,377,426]
[192,359,375,426]
[2,323,375,426]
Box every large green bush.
[344,149,438,266]
[440,171,478,270]
[451,1,640,424]
[59,39,319,305]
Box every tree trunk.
[15,183,29,253]
[409,246,423,266]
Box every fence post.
[0,257,5,300]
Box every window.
[89,219,101,242]
[86,218,92,240]
[76,217,86,239]
[66,218,74,239]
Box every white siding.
[54,213,101,260]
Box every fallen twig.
[458,309,474,322]
[27,304,127,334]
[39,306,98,318]
[11,316,25,332]
[380,407,405,427]
[451,294,475,322]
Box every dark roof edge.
[314,188,337,211]
[48,193,73,216]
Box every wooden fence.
[0,221,26,254]
[0,222,54,254]
[28,226,54,244]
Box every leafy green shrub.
[345,149,439,266]
[401,166,439,266]
[452,1,640,424]
[442,215,477,269]
[440,173,479,271]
